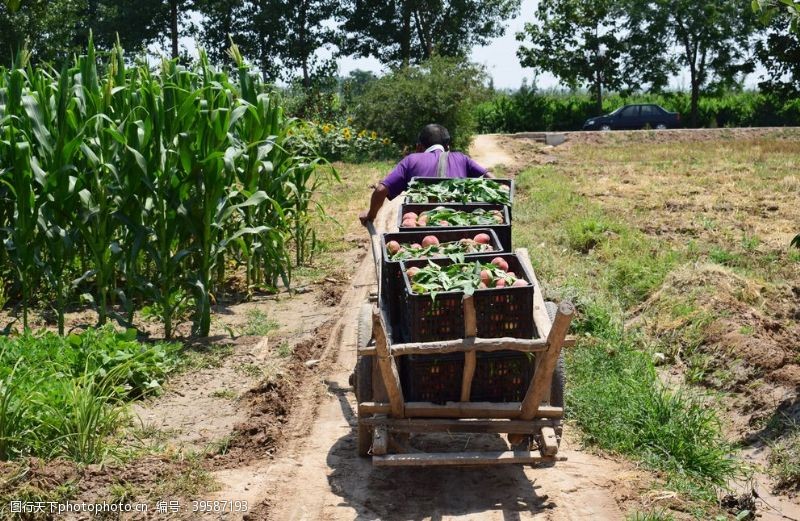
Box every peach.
[474,233,491,244]
[491,257,509,272]
[421,235,440,247]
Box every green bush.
[353,57,488,151]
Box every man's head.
[417,124,451,151]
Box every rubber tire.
[656,123,667,130]
[356,304,374,457]
[600,124,612,131]
[545,302,566,409]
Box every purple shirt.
[381,150,489,200]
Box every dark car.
[582,104,680,131]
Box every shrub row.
[476,88,800,132]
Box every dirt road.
[470,134,517,170]
[218,136,632,521]
[205,134,800,521]
[259,208,630,521]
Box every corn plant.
[0,38,336,337]
[0,57,40,329]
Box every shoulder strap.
[436,151,449,178]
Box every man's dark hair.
[417,124,451,149]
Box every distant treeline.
[475,88,800,133]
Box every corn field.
[0,39,336,337]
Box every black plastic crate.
[400,352,464,404]
[399,350,535,404]
[379,228,505,336]
[403,177,514,213]
[397,203,512,251]
[398,253,535,343]
[471,351,535,402]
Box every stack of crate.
[378,177,538,404]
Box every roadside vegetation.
[0,327,179,463]
[514,131,800,514]
[0,40,386,511]
[515,170,738,506]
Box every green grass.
[0,327,179,463]
[276,341,293,358]
[627,511,675,521]
[211,389,238,400]
[514,167,740,500]
[180,344,235,371]
[567,329,738,483]
[235,363,264,378]
[242,308,279,336]
[565,216,619,253]
[709,248,742,267]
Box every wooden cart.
[355,222,576,467]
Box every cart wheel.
[545,302,566,409]
[355,304,374,402]
[356,304,374,457]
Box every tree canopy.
[518,0,757,125]
[341,0,521,67]
[516,0,672,114]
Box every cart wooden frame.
[356,223,576,467]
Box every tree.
[282,0,340,89]
[0,0,176,66]
[77,0,171,54]
[342,0,521,67]
[196,0,339,85]
[155,0,195,59]
[353,57,488,150]
[636,0,756,126]
[755,17,800,96]
[0,0,81,65]
[516,0,671,115]
[753,0,800,31]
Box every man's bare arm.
[359,183,389,224]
